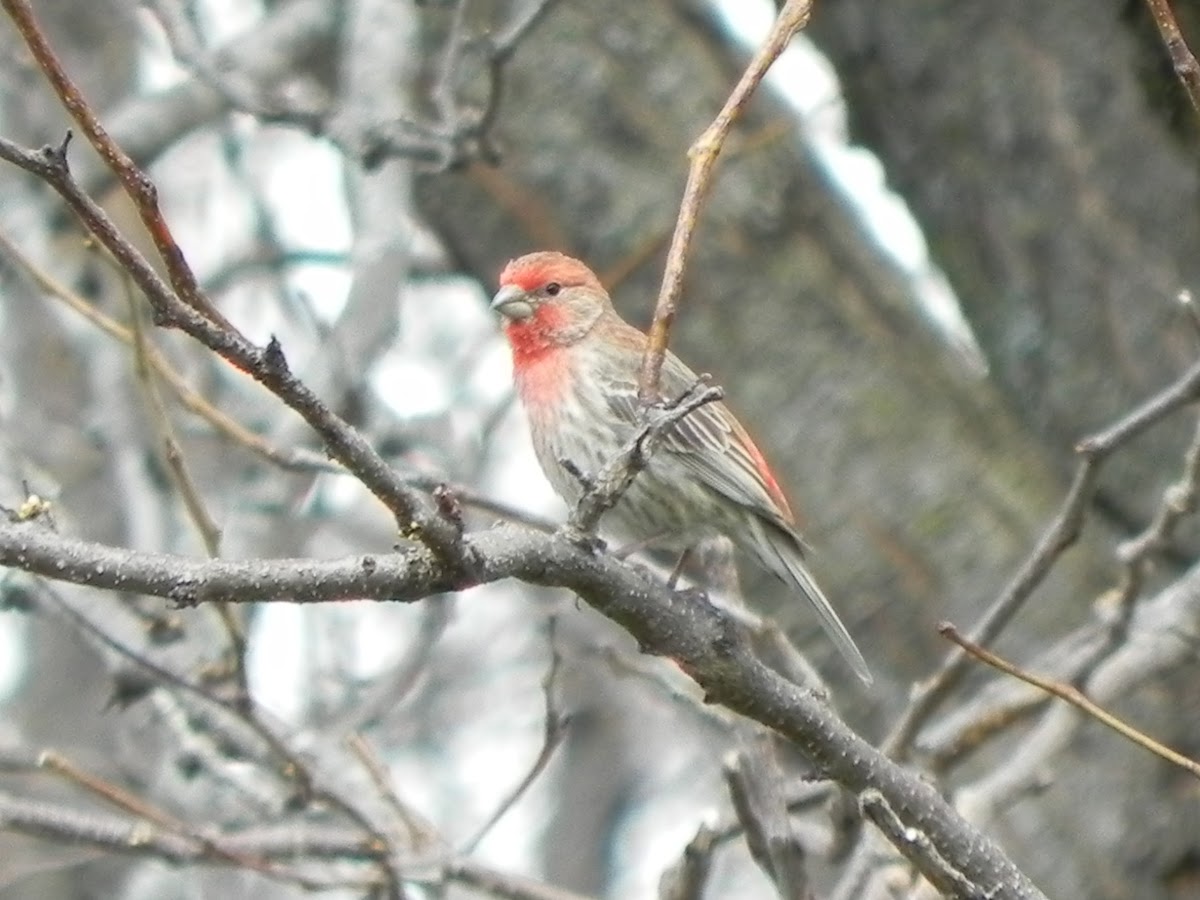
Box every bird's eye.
[545,282,561,296]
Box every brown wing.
[606,350,796,529]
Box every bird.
[491,251,871,684]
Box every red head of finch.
[492,251,870,684]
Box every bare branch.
[1142,0,1200,118]
[939,622,1200,780]
[0,228,339,474]
[859,791,989,900]
[940,563,1200,835]
[884,459,1099,758]
[723,734,813,900]
[0,131,460,561]
[322,598,454,735]
[352,0,565,170]
[33,750,312,885]
[0,790,594,898]
[442,858,597,900]
[1094,410,1200,659]
[1075,352,1200,456]
[1,0,237,334]
[346,733,443,855]
[0,515,1045,897]
[638,0,813,402]
[142,0,326,129]
[658,823,717,900]
[887,345,1200,759]
[462,616,571,855]
[117,267,252,710]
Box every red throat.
[504,304,572,408]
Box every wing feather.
[605,351,795,529]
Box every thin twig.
[637,0,813,402]
[119,267,252,710]
[599,120,792,294]
[658,823,718,900]
[1143,0,1200,117]
[1,0,238,334]
[38,750,187,828]
[400,474,557,533]
[28,582,316,805]
[124,278,222,556]
[0,791,383,891]
[443,858,596,900]
[0,2,464,559]
[432,0,566,167]
[0,132,460,561]
[143,0,324,127]
[0,229,336,474]
[353,0,563,170]
[883,459,1099,758]
[306,782,404,900]
[723,734,812,900]
[29,583,406,896]
[33,751,318,886]
[32,584,260,738]
[887,348,1200,759]
[0,790,594,898]
[923,691,1049,772]
[471,0,566,161]
[939,622,1200,780]
[1108,411,1200,627]
[346,732,441,851]
[1075,352,1200,456]
[460,616,571,855]
[858,790,987,900]
[1068,406,1200,697]
[325,597,454,734]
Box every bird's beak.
[490,284,534,321]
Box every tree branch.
[0,131,461,563]
[0,516,1044,898]
[1,0,237,334]
[637,0,812,402]
[886,346,1200,759]
[939,622,1200,780]
[1143,0,1200,118]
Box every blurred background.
[1,0,1199,897]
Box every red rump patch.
[728,415,795,523]
[499,251,603,293]
[743,433,793,522]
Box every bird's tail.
[749,520,873,685]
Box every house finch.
[492,251,871,684]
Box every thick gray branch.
[0,518,1045,898]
